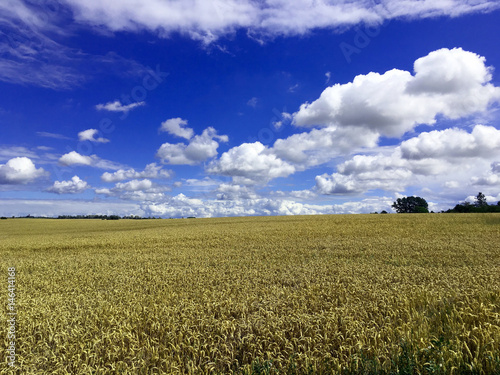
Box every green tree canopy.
[475,192,487,207]
[392,196,429,213]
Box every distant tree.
[392,196,429,213]
[380,210,388,214]
[475,192,487,207]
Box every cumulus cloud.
[78,129,110,143]
[159,118,194,139]
[116,179,153,191]
[216,184,259,200]
[96,179,169,201]
[0,157,47,185]
[315,125,500,196]
[59,151,93,166]
[206,49,500,188]
[59,151,123,170]
[315,159,412,195]
[208,126,378,185]
[294,48,500,138]
[46,176,90,194]
[470,161,500,187]
[157,127,228,165]
[400,125,500,160]
[95,100,145,113]
[59,0,500,41]
[207,142,295,185]
[471,174,500,186]
[101,163,171,182]
[272,126,379,166]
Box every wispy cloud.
[0,1,151,90]
[37,132,72,140]
[95,100,145,113]
[58,0,500,41]
[59,151,124,170]
[247,97,258,108]
[0,146,39,161]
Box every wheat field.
[1,214,499,374]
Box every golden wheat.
[1,214,499,374]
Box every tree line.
[391,192,500,214]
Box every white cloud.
[157,127,228,165]
[247,97,258,108]
[0,146,39,162]
[0,157,47,185]
[471,161,500,186]
[400,125,500,160]
[96,179,169,201]
[59,151,123,170]
[115,179,153,191]
[325,71,331,85]
[216,184,259,200]
[59,151,93,166]
[0,199,144,218]
[2,0,499,90]
[95,100,145,113]
[315,166,412,195]
[101,163,171,182]
[46,176,90,194]
[156,143,192,165]
[0,194,396,218]
[273,189,318,201]
[159,118,194,139]
[272,126,379,166]
[59,0,500,40]
[471,174,500,186]
[184,177,219,187]
[36,132,73,140]
[78,129,110,143]
[315,125,500,196]
[207,142,295,185]
[294,48,500,138]
[141,195,394,218]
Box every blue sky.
[1,0,500,217]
